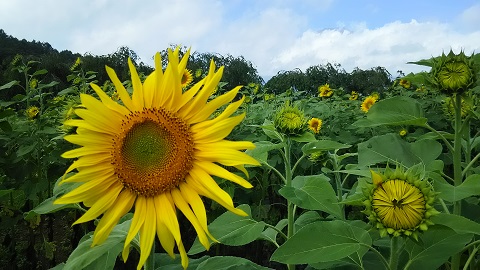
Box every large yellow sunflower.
[54,48,259,270]
[361,96,377,113]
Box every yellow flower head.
[54,47,260,270]
[361,96,377,113]
[363,168,438,239]
[180,69,193,88]
[274,103,308,136]
[399,128,408,137]
[308,117,322,134]
[318,83,333,97]
[399,79,411,89]
[349,91,359,100]
[29,79,38,89]
[70,57,82,71]
[25,106,39,119]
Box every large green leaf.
[0,80,19,91]
[195,256,271,270]
[431,213,480,235]
[245,141,284,164]
[403,225,472,270]
[153,254,209,270]
[188,205,265,255]
[357,134,421,167]
[30,196,81,215]
[279,175,343,219]
[271,220,371,264]
[433,174,480,202]
[63,220,132,270]
[353,96,427,127]
[302,140,351,155]
[410,139,442,165]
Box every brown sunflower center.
[111,108,194,197]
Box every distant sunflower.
[349,91,358,100]
[180,69,193,88]
[55,48,259,270]
[361,96,377,113]
[318,83,333,97]
[308,117,322,134]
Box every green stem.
[330,154,345,220]
[462,152,480,177]
[452,93,464,270]
[144,240,155,270]
[389,237,400,270]
[262,161,287,184]
[264,223,288,241]
[425,124,454,153]
[463,245,479,270]
[291,154,306,176]
[439,198,451,214]
[284,137,295,270]
[358,243,390,270]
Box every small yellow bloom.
[29,79,38,89]
[399,79,411,89]
[318,83,333,97]
[361,96,377,113]
[399,128,408,137]
[308,118,322,134]
[26,106,39,119]
[349,91,358,100]
[181,69,193,88]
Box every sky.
[1,0,480,80]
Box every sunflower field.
[1,38,480,270]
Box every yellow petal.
[192,113,245,143]
[61,147,109,159]
[55,174,116,204]
[129,58,144,109]
[61,166,113,183]
[136,197,157,270]
[90,83,130,116]
[123,196,147,261]
[171,188,211,249]
[93,190,136,246]
[106,65,134,111]
[195,161,253,188]
[195,148,260,166]
[156,216,175,258]
[73,183,123,225]
[64,133,112,147]
[188,86,241,124]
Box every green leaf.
[294,211,321,232]
[32,69,48,76]
[196,256,271,270]
[49,263,65,270]
[258,219,288,245]
[353,96,427,127]
[271,220,371,264]
[188,205,265,255]
[260,120,284,141]
[0,108,15,119]
[153,254,208,270]
[403,225,472,270]
[433,174,480,202]
[0,189,14,198]
[431,213,480,235]
[279,175,343,219]
[291,132,317,143]
[63,220,131,270]
[0,80,19,90]
[16,142,37,157]
[0,120,12,132]
[30,196,81,215]
[410,139,442,165]
[245,141,284,164]
[302,140,351,155]
[357,134,421,167]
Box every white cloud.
[459,4,480,31]
[271,20,480,78]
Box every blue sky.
[1,0,479,80]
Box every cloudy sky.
[1,0,479,80]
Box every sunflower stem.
[452,93,464,270]
[388,237,400,270]
[284,137,295,270]
[144,240,155,270]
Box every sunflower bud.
[431,50,477,94]
[273,102,308,136]
[361,167,438,239]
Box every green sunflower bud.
[273,102,308,136]
[361,166,439,238]
[431,50,477,94]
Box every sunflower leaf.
[278,175,343,219]
[353,96,428,127]
[271,220,371,264]
[195,256,271,270]
[302,140,351,155]
[188,204,265,255]
[431,213,480,235]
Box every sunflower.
[363,168,438,239]
[318,83,333,97]
[54,48,259,270]
[181,68,193,88]
[399,128,407,137]
[398,79,411,89]
[349,91,358,100]
[308,117,322,134]
[25,106,39,119]
[274,103,308,136]
[361,96,377,113]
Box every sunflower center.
[111,108,194,197]
[372,180,426,230]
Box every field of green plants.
[1,34,479,270]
